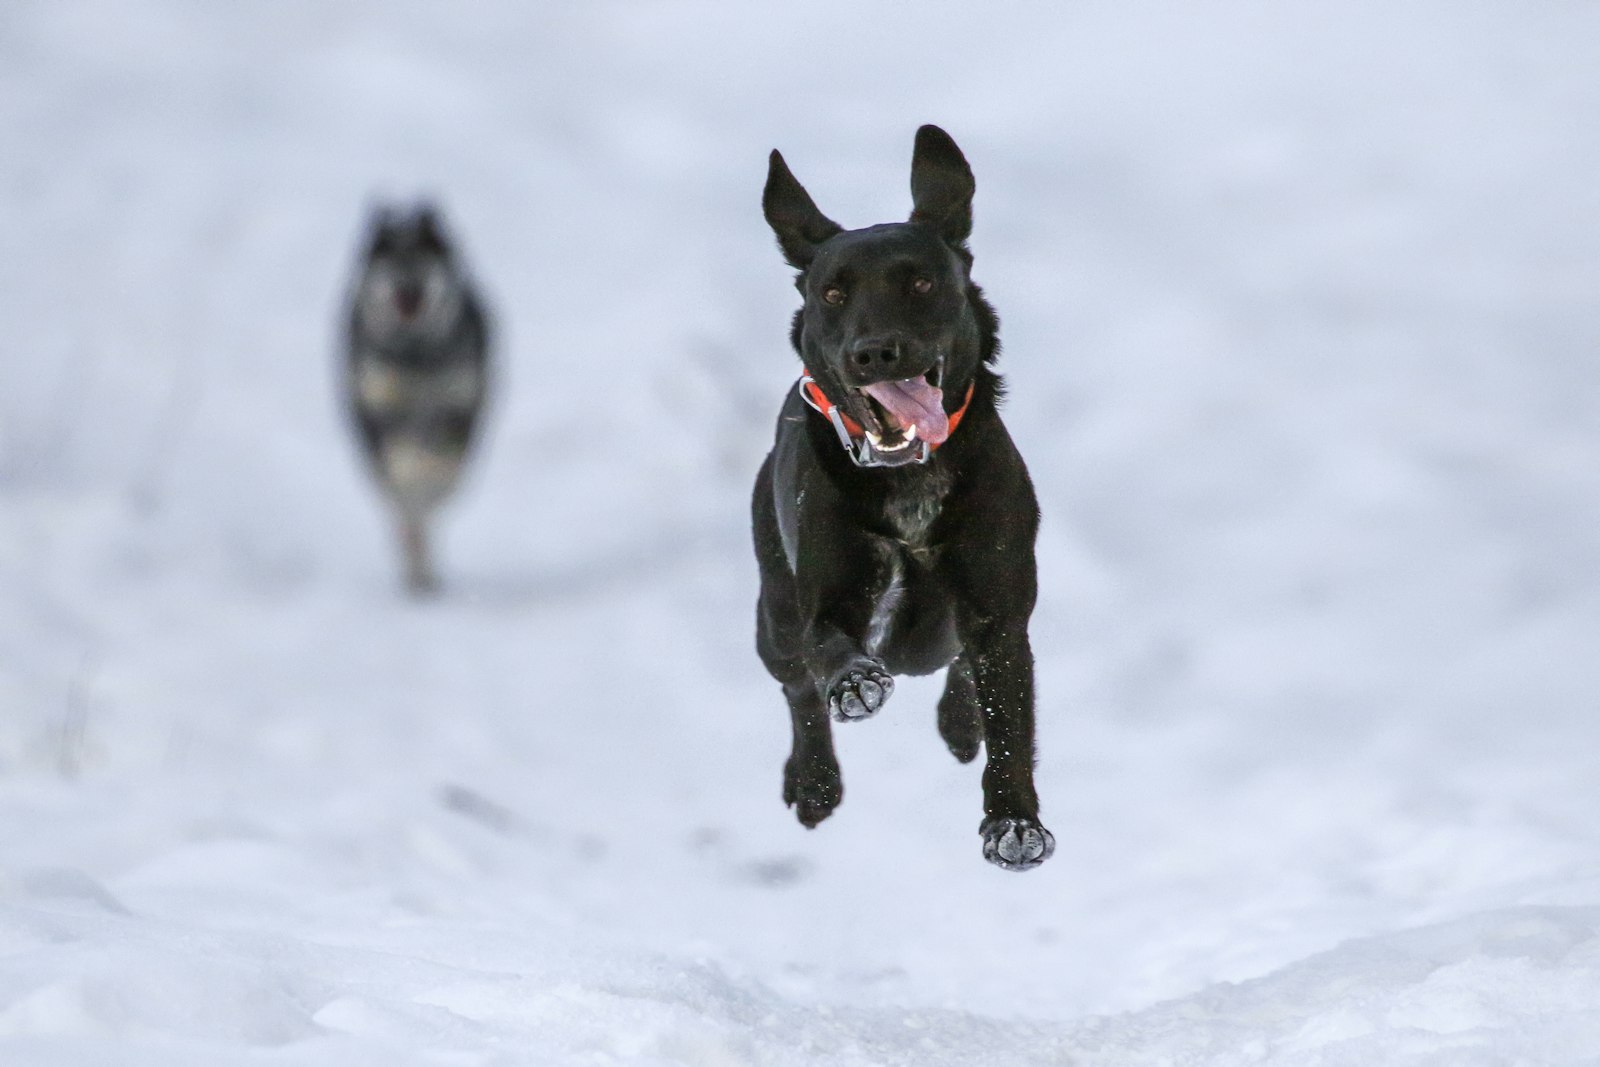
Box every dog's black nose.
[847,340,903,378]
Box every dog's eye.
[911,277,934,295]
[821,286,846,306]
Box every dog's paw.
[826,660,894,722]
[783,754,842,828]
[980,816,1055,872]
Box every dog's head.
[354,203,466,341]
[763,125,991,464]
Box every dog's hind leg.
[937,653,983,764]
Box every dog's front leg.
[962,616,1053,870]
[806,621,895,723]
[794,523,897,725]
[947,513,1054,871]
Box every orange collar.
[797,368,974,449]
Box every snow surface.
[4,2,1600,1063]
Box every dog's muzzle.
[798,371,938,469]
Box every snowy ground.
[4,2,1600,1064]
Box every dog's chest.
[861,469,954,656]
[881,464,954,558]
[354,355,482,416]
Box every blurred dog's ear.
[763,149,843,270]
[412,203,450,256]
[909,125,975,247]
[363,202,400,257]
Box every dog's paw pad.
[827,665,893,723]
[980,816,1055,871]
[783,758,842,828]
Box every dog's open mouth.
[854,367,948,453]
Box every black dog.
[751,126,1053,871]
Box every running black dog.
[751,125,1053,870]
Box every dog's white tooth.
[865,427,914,452]
[905,424,918,442]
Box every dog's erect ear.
[364,203,400,256]
[413,203,449,255]
[909,124,975,246]
[763,149,843,270]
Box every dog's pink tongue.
[861,376,948,445]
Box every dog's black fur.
[752,126,1053,871]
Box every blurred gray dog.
[343,203,491,595]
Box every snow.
[4,2,1600,1063]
